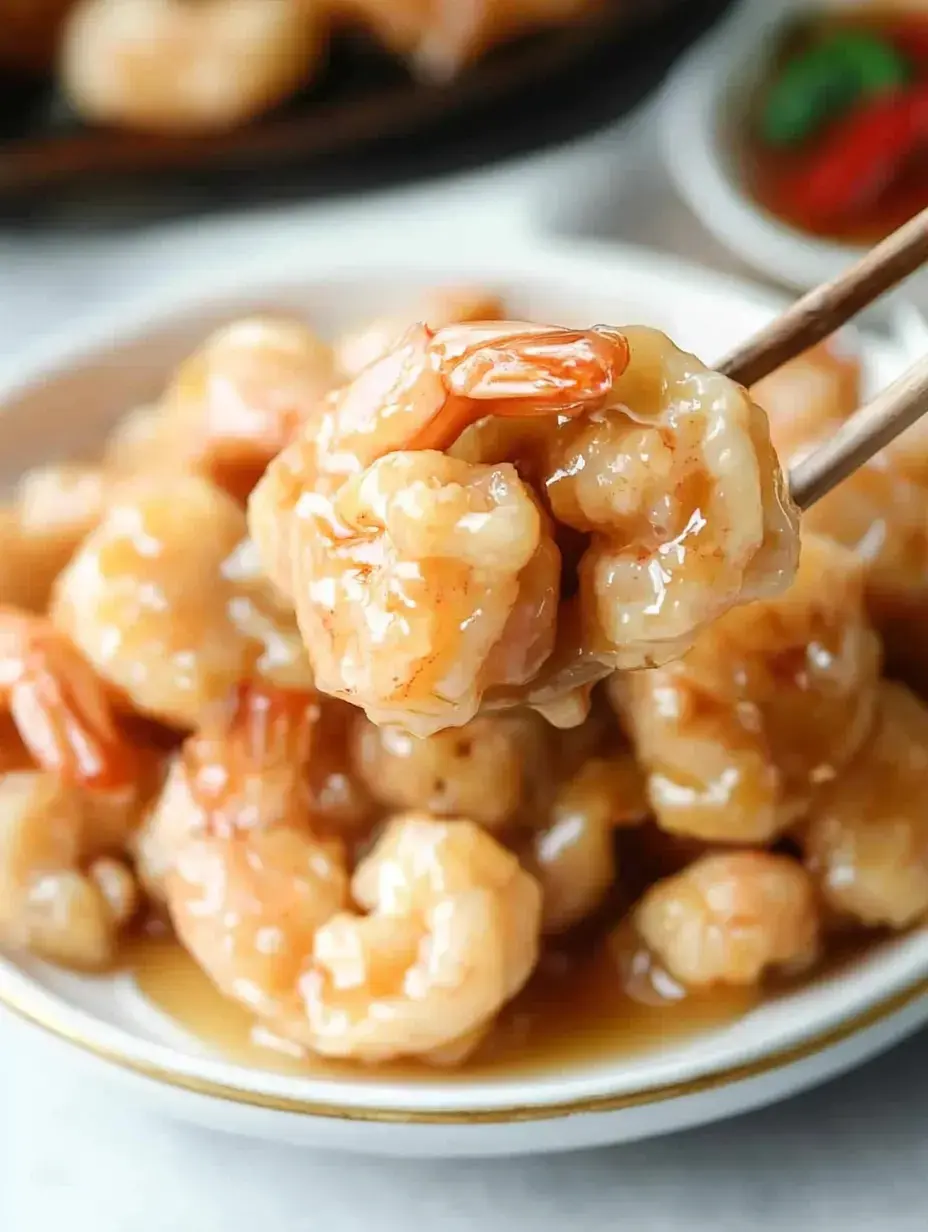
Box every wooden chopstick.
[789,353,928,510]
[719,206,928,388]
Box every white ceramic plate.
[1,232,927,1157]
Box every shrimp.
[0,465,107,612]
[52,476,313,729]
[136,682,367,902]
[528,753,648,934]
[617,534,880,843]
[758,343,928,692]
[633,852,820,988]
[752,340,861,464]
[0,772,141,969]
[61,0,323,133]
[251,320,797,733]
[519,325,798,698]
[329,0,595,78]
[804,682,928,929]
[293,815,542,1062]
[351,709,552,828]
[334,288,505,379]
[158,317,338,500]
[0,605,140,791]
[251,320,623,731]
[144,683,350,1015]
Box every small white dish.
[660,0,875,290]
[0,229,926,1157]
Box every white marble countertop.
[1,98,927,1232]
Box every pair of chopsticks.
[718,205,928,511]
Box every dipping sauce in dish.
[741,4,928,244]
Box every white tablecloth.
[2,106,927,1232]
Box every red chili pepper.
[779,82,928,224]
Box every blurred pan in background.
[0,0,735,228]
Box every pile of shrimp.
[1,288,924,1070]
[13,0,600,134]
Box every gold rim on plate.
[1,971,926,1124]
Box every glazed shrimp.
[156,317,338,501]
[250,321,624,731]
[293,814,542,1062]
[61,0,323,133]
[0,464,107,612]
[145,684,350,1014]
[804,682,928,929]
[136,682,366,900]
[617,534,881,843]
[252,320,798,732]
[52,476,313,728]
[529,752,648,934]
[0,772,141,969]
[0,605,139,791]
[351,708,553,828]
[633,852,820,988]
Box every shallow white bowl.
[1,231,926,1157]
[660,1,872,290]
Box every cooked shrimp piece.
[146,683,349,1011]
[0,605,140,791]
[757,344,928,691]
[0,772,140,969]
[529,753,648,933]
[334,287,504,379]
[330,0,594,78]
[0,465,107,611]
[804,682,928,929]
[351,709,551,828]
[618,534,880,844]
[634,852,820,988]
[159,317,338,497]
[252,320,797,731]
[52,476,312,728]
[752,340,861,463]
[250,319,627,598]
[169,828,348,1018]
[61,0,323,133]
[293,815,541,1062]
[136,682,367,902]
[530,326,798,692]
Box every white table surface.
[2,99,927,1232]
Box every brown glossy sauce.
[122,930,761,1082]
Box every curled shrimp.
[136,682,366,900]
[156,317,338,501]
[617,534,881,843]
[252,320,797,732]
[633,851,820,989]
[61,0,323,133]
[803,681,928,929]
[250,320,625,731]
[52,476,313,728]
[0,605,139,791]
[146,684,350,1015]
[0,771,141,969]
[294,814,542,1062]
